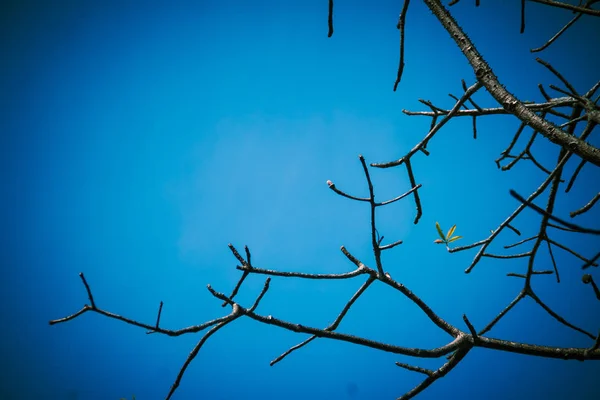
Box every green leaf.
[435,222,445,240]
[446,224,456,239]
[448,235,463,243]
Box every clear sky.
[1,0,599,399]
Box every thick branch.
[423,0,600,166]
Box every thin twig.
[327,0,334,37]
[394,1,411,91]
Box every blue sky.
[1,0,599,399]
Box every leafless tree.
[50,1,600,399]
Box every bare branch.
[376,184,422,206]
[510,190,600,234]
[405,159,423,224]
[359,154,385,275]
[507,270,554,278]
[373,81,483,168]
[404,97,579,118]
[326,180,370,202]
[236,263,366,279]
[463,314,478,340]
[399,345,471,400]
[583,251,600,270]
[520,0,526,33]
[146,301,164,333]
[528,291,595,339]
[546,237,599,267]
[395,362,434,376]
[546,238,560,283]
[570,192,600,217]
[49,4,600,399]
[248,278,271,312]
[582,274,600,300]
[565,158,587,192]
[423,0,600,166]
[380,239,404,251]
[528,0,600,17]
[394,1,411,91]
[327,0,334,37]
[165,318,236,400]
[79,272,96,309]
[531,9,582,52]
[479,291,526,336]
[271,275,376,366]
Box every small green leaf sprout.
[433,222,463,246]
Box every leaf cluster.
[434,222,463,246]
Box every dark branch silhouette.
[51,1,599,398]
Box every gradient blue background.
[2,1,599,399]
